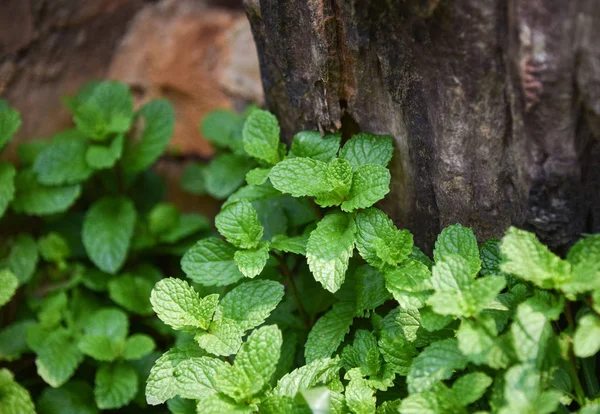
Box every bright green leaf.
[270,157,330,198]
[305,302,354,363]
[290,131,341,162]
[0,269,18,308]
[341,164,390,212]
[123,334,156,360]
[12,169,81,215]
[242,109,281,165]
[181,238,243,286]
[434,224,481,275]
[574,313,600,358]
[94,362,138,409]
[234,241,271,278]
[0,162,16,218]
[33,133,93,185]
[340,133,393,169]
[215,199,263,249]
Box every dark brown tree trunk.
[244,0,600,252]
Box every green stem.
[581,355,600,398]
[271,251,310,330]
[565,300,587,405]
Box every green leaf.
[234,241,271,278]
[37,381,98,414]
[181,238,244,286]
[94,362,138,409]
[35,328,84,388]
[84,308,129,341]
[151,278,218,331]
[33,133,93,185]
[195,318,243,356]
[341,330,381,376]
[78,336,121,362]
[38,232,70,263]
[399,392,441,414]
[0,162,16,218]
[341,164,391,212]
[217,279,284,331]
[271,233,309,255]
[0,320,35,361]
[480,238,503,276]
[215,199,263,249]
[428,255,505,317]
[340,133,394,169]
[0,99,22,150]
[511,297,555,365]
[17,139,49,166]
[305,302,354,363]
[407,338,468,393]
[345,369,376,414]
[564,235,600,294]
[218,325,282,400]
[205,153,254,199]
[434,224,481,275]
[83,196,136,274]
[273,357,341,397]
[419,307,453,332]
[314,158,353,207]
[451,372,493,406]
[201,109,241,148]
[378,330,418,376]
[499,364,562,414]
[574,314,600,358]
[123,99,175,173]
[108,273,155,315]
[290,131,341,162]
[246,167,271,185]
[197,394,253,413]
[12,169,81,215]
[85,133,124,170]
[160,213,210,244]
[242,109,281,165]
[457,317,510,369]
[500,227,571,289]
[72,81,134,141]
[385,260,432,309]
[0,368,35,414]
[123,334,156,360]
[0,269,18,308]
[354,265,392,313]
[148,202,180,235]
[307,212,356,293]
[146,343,205,405]
[355,208,413,270]
[270,157,330,197]
[173,356,225,400]
[180,163,206,195]
[7,233,38,285]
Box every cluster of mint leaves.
[146,108,600,413]
[0,82,212,413]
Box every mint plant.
[0,83,211,412]
[146,109,600,413]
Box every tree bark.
[244,0,600,252]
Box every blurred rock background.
[0,0,262,211]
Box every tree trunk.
[244,0,600,252]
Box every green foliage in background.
[0,82,211,413]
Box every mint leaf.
[12,169,81,215]
[180,163,206,195]
[234,241,271,278]
[123,334,156,360]
[146,343,205,405]
[354,265,391,313]
[72,81,134,141]
[305,302,354,363]
[407,338,468,393]
[215,200,263,249]
[160,213,210,244]
[355,208,413,270]
[314,158,353,207]
[37,232,70,263]
[94,362,138,409]
[500,227,570,289]
[564,235,600,294]
[433,224,481,274]
[0,162,16,218]
[385,260,432,309]
[273,357,340,397]
[37,381,97,414]
[457,317,510,369]
[451,373,493,406]
[218,325,282,400]
[173,356,225,400]
[500,364,562,414]
[270,158,330,197]
[197,394,252,413]
[78,336,120,362]
[574,314,600,358]
[398,392,440,414]
[341,164,390,212]
[181,238,243,286]
[201,109,241,148]
[84,308,129,340]
[340,133,393,169]
[0,99,21,150]
[205,154,254,199]
[195,318,243,356]
[341,330,381,376]
[123,99,175,173]
[511,297,556,365]
[35,328,83,388]
[0,368,35,414]
[83,196,136,274]
[0,320,34,361]
[217,279,284,331]
[378,330,418,376]
[428,255,505,317]
[108,273,155,315]
[17,139,49,166]
[307,212,356,293]
[242,109,281,165]
[151,278,218,331]
[290,131,341,162]
[86,133,124,170]
[480,238,502,276]
[271,233,309,255]
[246,167,271,185]
[345,369,376,413]
[7,233,38,285]
[148,203,180,235]
[0,269,18,308]
[33,133,93,185]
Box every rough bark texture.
[244,0,600,252]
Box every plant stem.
[565,300,587,404]
[271,251,310,329]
